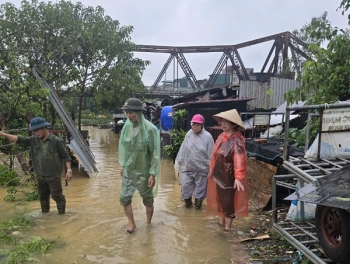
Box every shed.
[172,98,254,131]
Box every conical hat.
[213,109,245,131]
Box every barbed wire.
[0,147,32,185]
[0,142,16,148]
[1,127,29,133]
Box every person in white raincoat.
[175,114,214,209]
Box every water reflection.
[0,127,252,264]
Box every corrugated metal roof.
[239,77,302,109]
[69,138,98,177]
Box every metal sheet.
[240,78,302,109]
[32,68,98,177]
[69,138,98,177]
[284,164,350,210]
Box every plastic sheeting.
[245,137,304,161]
[174,128,214,174]
[118,112,161,197]
[243,100,304,129]
[285,165,350,210]
[304,132,350,160]
[206,131,248,218]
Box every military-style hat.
[121,98,145,111]
[28,117,51,131]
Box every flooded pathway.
[0,127,254,264]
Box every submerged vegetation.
[5,237,53,264]
[0,215,53,263]
[0,215,33,242]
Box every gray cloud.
[6,0,349,85]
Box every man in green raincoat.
[118,98,161,234]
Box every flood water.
[0,127,255,264]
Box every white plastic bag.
[285,199,316,221]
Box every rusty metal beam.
[233,49,250,80]
[260,41,276,74]
[283,32,290,71]
[151,54,174,89]
[174,53,200,90]
[205,52,229,88]
[226,51,245,81]
[290,34,309,49]
[133,31,311,89]
[289,42,312,61]
[134,31,294,53]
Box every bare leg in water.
[124,204,136,233]
[224,217,233,232]
[146,204,154,225]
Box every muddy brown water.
[0,127,256,264]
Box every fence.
[0,127,71,187]
[0,128,32,187]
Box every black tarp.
[285,164,350,210]
[245,137,304,161]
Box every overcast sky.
[4,0,350,86]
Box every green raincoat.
[118,112,161,201]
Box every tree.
[0,0,149,130]
[283,1,350,149]
[285,4,350,105]
[339,0,350,15]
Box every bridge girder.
[134,31,310,91]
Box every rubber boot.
[184,198,193,208]
[40,199,50,213]
[56,197,66,214]
[195,199,203,209]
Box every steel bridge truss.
[134,31,310,90]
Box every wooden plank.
[247,158,276,211]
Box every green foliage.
[0,0,149,130]
[287,8,350,106]
[22,187,39,202]
[339,0,350,14]
[5,237,53,264]
[284,117,319,149]
[266,89,274,107]
[4,186,17,202]
[80,115,111,127]
[163,129,187,163]
[0,166,20,187]
[286,34,350,105]
[4,185,39,202]
[172,109,188,130]
[163,109,188,163]
[290,12,332,79]
[0,215,33,243]
[0,215,53,264]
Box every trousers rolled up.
[181,171,207,200]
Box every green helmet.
[121,98,145,111]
